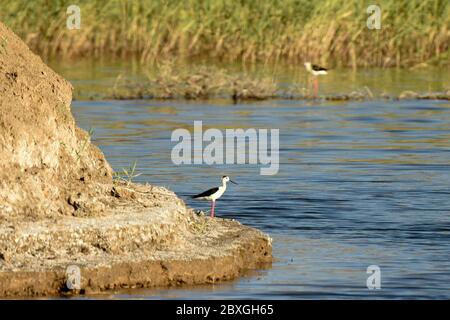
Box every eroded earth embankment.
[0,22,272,297]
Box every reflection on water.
[71,97,450,299]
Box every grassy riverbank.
[1,0,449,67]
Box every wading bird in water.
[192,176,237,217]
[304,62,328,97]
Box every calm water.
[56,62,450,299]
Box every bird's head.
[222,176,237,185]
[304,62,312,72]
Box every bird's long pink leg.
[313,78,319,98]
[210,200,215,217]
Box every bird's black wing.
[312,64,328,71]
[192,187,219,199]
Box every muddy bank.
[0,22,272,297]
[0,182,271,297]
[79,88,450,102]
[0,22,111,221]
[74,64,450,102]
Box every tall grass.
[1,0,449,67]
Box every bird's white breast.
[312,70,328,76]
[210,186,226,201]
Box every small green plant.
[56,102,71,119]
[190,219,209,234]
[60,127,94,164]
[113,161,142,186]
[74,128,94,163]
[0,37,8,54]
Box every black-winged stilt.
[191,176,237,217]
[304,62,328,97]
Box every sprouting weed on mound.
[113,161,142,186]
[60,127,95,164]
[0,37,7,54]
[56,102,71,120]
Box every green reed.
[1,0,449,67]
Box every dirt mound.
[0,22,272,297]
[0,187,271,297]
[0,22,112,222]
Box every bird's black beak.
[230,180,238,185]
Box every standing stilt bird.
[191,176,237,217]
[304,62,328,97]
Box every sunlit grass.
[1,0,449,67]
